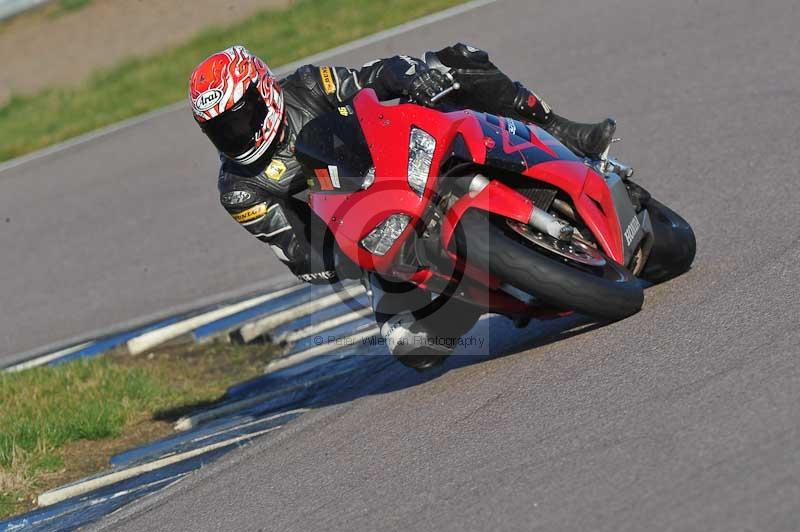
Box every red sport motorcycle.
[295,87,695,324]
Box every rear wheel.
[457,210,644,321]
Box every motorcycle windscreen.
[295,110,373,192]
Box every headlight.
[407,127,436,196]
[360,214,411,256]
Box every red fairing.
[310,90,494,275]
[309,179,422,274]
[308,88,628,314]
[525,160,624,262]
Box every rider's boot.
[512,84,616,158]
[542,114,616,158]
[364,273,482,371]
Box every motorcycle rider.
[189,43,616,369]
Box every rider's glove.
[407,69,451,107]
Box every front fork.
[438,169,653,275]
[439,175,574,252]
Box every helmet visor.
[199,81,268,156]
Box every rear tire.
[458,211,643,322]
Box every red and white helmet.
[189,45,284,165]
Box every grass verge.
[0,341,278,520]
[0,0,467,162]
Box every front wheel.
[457,210,644,322]
[640,198,696,284]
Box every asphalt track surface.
[7,0,800,529]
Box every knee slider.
[380,311,454,357]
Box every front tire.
[640,198,696,284]
[458,210,644,322]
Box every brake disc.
[506,220,606,267]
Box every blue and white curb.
[110,409,307,470]
[3,314,185,372]
[37,427,282,507]
[235,283,367,344]
[124,283,307,355]
[2,342,93,373]
[2,281,366,372]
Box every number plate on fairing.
[606,173,646,265]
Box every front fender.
[441,179,534,250]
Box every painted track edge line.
[0,0,496,175]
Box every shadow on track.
[306,313,605,407]
[146,311,609,429]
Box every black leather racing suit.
[217,44,557,367]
